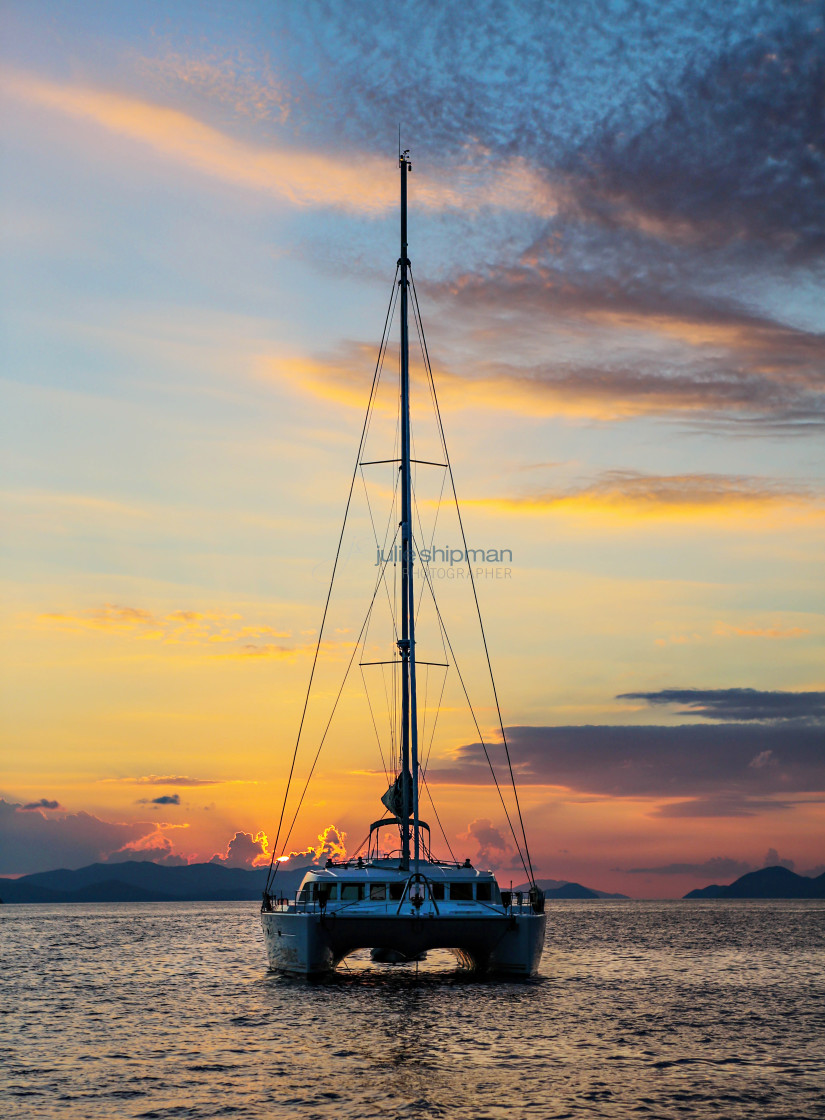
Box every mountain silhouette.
[684,865,825,899]
[2,862,628,903]
[0,860,312,904]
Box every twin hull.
[261,909,546,976]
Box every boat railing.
[262,891,542,915]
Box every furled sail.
[380,772,413,819]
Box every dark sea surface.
[1,900,823,1119]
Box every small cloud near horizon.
[617,687,825,722]
[0,799,177,876]
[459,818,512,869]
[623,848,798,878]
[210,830,272,869]
[101,774,251,787]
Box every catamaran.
[261,150,546,975]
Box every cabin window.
[340,883,362,901]
[389,882,405,901]
[449,883,473,901]
[476,882,492,902]
[316,883,337,901]
[430,883,445,900]
[298,885,310,902]
[370,883,386,901]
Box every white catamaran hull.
[261,909,546,976]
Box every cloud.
[136,49,293,125]
[229,643,304,659]
[459,818,511,868]
[624,848,799,878]
[210,830,271,869]
[0,799,172,875]
[278,825,348,865]
[650,796,796,819]
[110,830,189,866]
[20,799,62,812]
[624,857,754,878]
[39,603,298,656]
[801,864,825,879]
[42,604,157,632]
[265,0,823,261]
[437,266,824,440]
[0,68,561,219]
[749,751,777,770]
[136,794,181,806]
[618,688,825,722]
[464,471,821,522]
[102,775,229,787]
[242,4,825,440]
[572,13,825,258]
[714,624,810,640]
[762,847,795,871]
[429,723,825,808]
[275,301,825,429]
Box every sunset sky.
[1,0,823,897]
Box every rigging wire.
[412,547,532,885]
[359,460,402,766]
[358,370,403,769]
[263,267,400,896]
[413,464,447,628]
[359,463,401,643]
[410,268,537,887]
[360,661,389,786]
[379,660,396,767]
[274,527,402,865]
[420,772,458,864]
[420,663,449,778]
[359,279,402,648]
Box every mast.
[397,149,419,873]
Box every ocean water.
[1,900,823,1119]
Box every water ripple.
[1,900,823,1119]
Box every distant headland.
[1,863,627,904]
[2,862,822,903]
[683,865,825,899]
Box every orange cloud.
[278,824,348,864]
[38,604,295,650]
[591,310,756,350]
[1,68,561,217]
[654,633,704,647]
[262,346,640,422]
[36,603,357,666]
[462,471,823,523]
[714,622,811,640]
[42,604,157,631]
[100,775,256,787]
[136,50,292,124]
[264,335,818,426]
[211,829,272,868]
